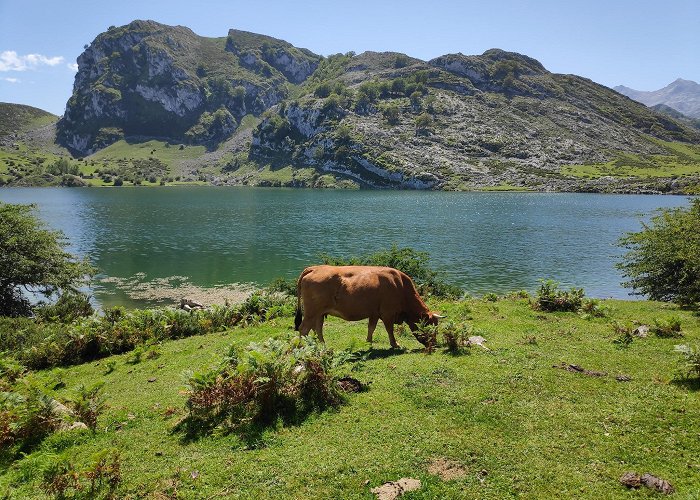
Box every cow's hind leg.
[367,316,379,343]
[383,320,399,349]
[311,316,325,343]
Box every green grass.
[1,297,698,498]
[88,140,207,166]
[563,140,700,180]
[479,183,530,192]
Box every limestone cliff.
[57,20,320,154]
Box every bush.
[0,385,60,456]
[0,292,295,370]
[180,336,345,437]
[34,292,94,323]
[674,345,700,379]
[319,245,461,298]
[69,383,106,431]
[441,321,471,355]
[652,316,683,338]
[42,448,121,498]
[533,279,584,312]
[618,199,700,308]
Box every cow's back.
[299,265,406,321]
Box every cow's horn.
[432,313,446,319]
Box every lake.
[0,187,693,308]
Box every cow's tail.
[294,268,311,331]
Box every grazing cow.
[294,265,442,348]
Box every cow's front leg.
[367,316,379,343]
[383,321,399,349]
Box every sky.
[0,0,698,116]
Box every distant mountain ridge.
[6,20,700,192]
[615,79,700,119]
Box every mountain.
[650,103,700,130]
[57,20,320,153]
[18,21,700,192]
[615,79,700,119]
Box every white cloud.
[2,77,20,83]
[0,50,65,71]
[67,62,79,72]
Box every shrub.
[180,336,345,437]
[612,322,634,349]
[674,345,700,379]
[652,316,683,338]
[69,383,106,431]
[483,293,499,302]
[381,103,400,125]
[441,321,471,355]
[415,112,433,134]
[579,298,608,318]
[532,279,584,312]
[319,245,461,298]
[0,385,60,456]
[618,199,700,308]
[42,448,121,498]
[0,293,294,370]
[34,292,94,323]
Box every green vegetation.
[0,103,56,137]
[617,199,700,308]
[319,245,462,298]
[0,203,93,317]
[1,295,698,497]
[562,141,700,180]
[179,335,344,439]
[0,291,292,370]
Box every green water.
[0,187,693,307]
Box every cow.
[294,265,443,348]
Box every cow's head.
[411,312,444,346]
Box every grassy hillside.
[1,296,698,498]
[0,103,57,137]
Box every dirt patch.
[337,377,366,393]
[553,362,607,377]
[370,478,421,500]
[620,472,674,494]
[427,457,467,481]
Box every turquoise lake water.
[0,187,693,307]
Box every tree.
[381,103,400,125]
[415,112,433,135]
[617,199,700,307]
[0,203,94,316]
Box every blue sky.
[1,0,698,115]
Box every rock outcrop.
[57,20,320,154]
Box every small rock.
[191,470,200,480]
[467,336,490,350]
[632,325,650,338]
[59,421,88,432]
[155,451,163,457]
[371,478,421,500]
[148,377,157,383]
[616,374,632,382]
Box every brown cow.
[294,265,442,348]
